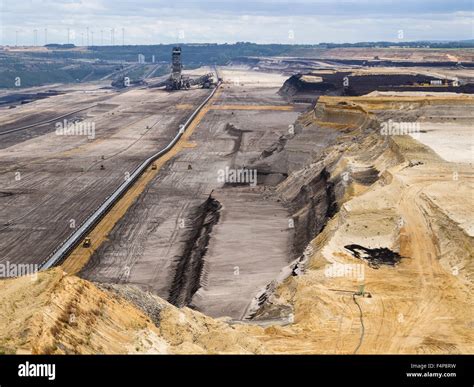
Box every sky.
[0,0,473,46]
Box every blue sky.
[0,0,473,45]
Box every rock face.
[279,70,474,102]
[1,68,472,355]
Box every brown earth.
[0,76,472,354]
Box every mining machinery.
[113,46,216,90]
[166,46,187,90]
[191,73,215,89]
[165,47,216,90]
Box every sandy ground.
[412,122,473,164]
[0,66,472,354]
[0,268,266,354]
[236,95,474,354]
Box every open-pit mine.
[0,46,472,356]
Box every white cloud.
[0,0,472,45]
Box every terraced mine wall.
[2,91,472,354]
[77,72,470,323]
[251,97,380,260]
[245,99,403,320]
[279,72,474,100]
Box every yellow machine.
[83,237,91,248]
